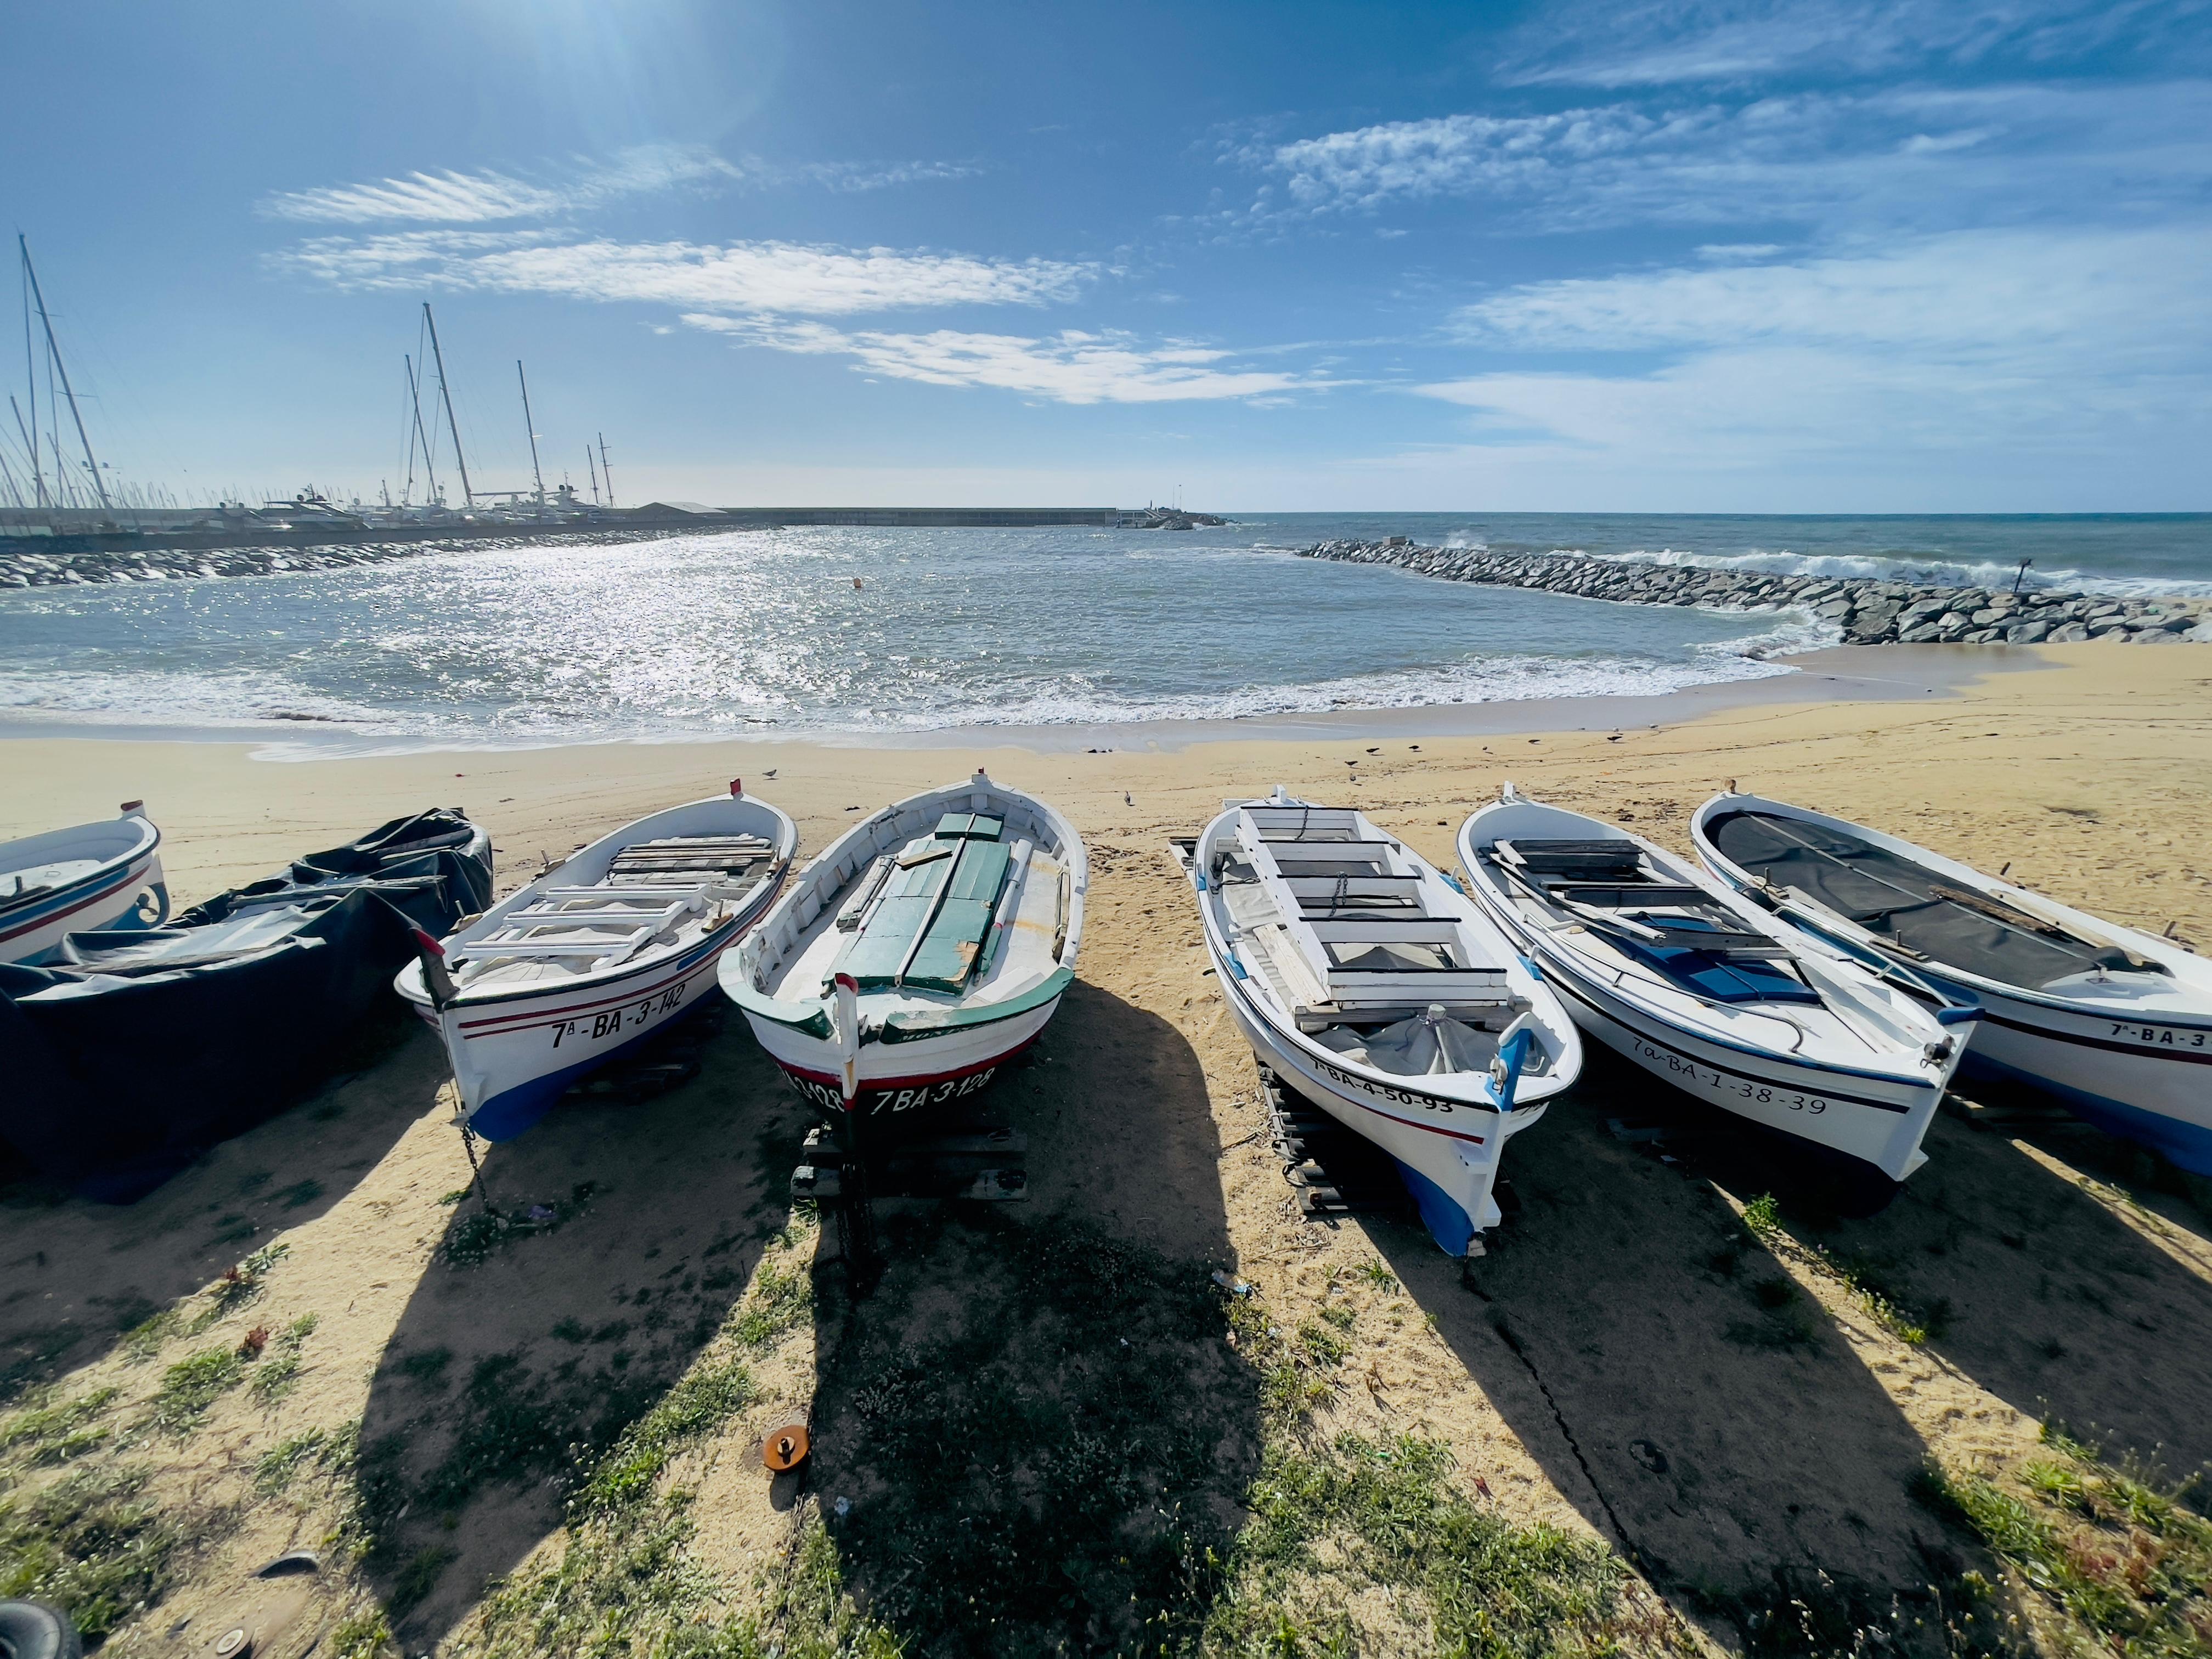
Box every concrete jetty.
[0,505,1222,589]
[1299,538,2212,645]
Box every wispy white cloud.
[1418,225,2212,465]
[1234,79,2212,230]
[1446,224,2211,356]
[259,144,741,224]
[682,314,1321,404]
[261,144,983,225]
[1503,0,2210,88]
[276,233,1093,315]
[798,159,987,192]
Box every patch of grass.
[329,1605,396,1659]
[732,1256,813,1348]
[255,1426,338,1494]
[1203,1433,1661,1656]
[396,1347,453,1388]
[276,1178,325,1209]
[249,1313,320,1405]
[570,1355,756,1517]
[0,1464,180,1643]
[389,1545,457,1618]
[1351,1260,1398,1291]
[121,1307,184,1363]
[1295,1319,1352,1368]
[1751,1277,1797,1310]
[1693,1565,2010,1659]
[188,1241,291,1335]
[146,1345,247,1436]
[0,1386,120,1464]
[551,1317,590,1343]
[1318,1301,1357,1331]
[1737,1194,1943,1346]
[800,1214,1261,1655]
[1915,1424,2212,1657]
[443,1182,600,1267]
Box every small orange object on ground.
[762,1423,810,1472]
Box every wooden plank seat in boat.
[833,813,1017,994]
[1242,806,1365,843]
[1268,839,1404,864]
[605,835,773,881]
[1304,918,1509,1005]
[454,924,663,974]
[501,898,697,930]
[1286,874,1420,902]
[1492,838,1648,878]
[535,884,729,901]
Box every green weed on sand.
[1918,1424,2212,1659]
[0,1386,120,1465]
[1203,1433,1666,1658]
[0,1465,180,1643]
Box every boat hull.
[1780,929,2212,1173]
[1465,886,1940,1183]
[1211,946,1530,1253]
[1689,796,2212,1175]
[741,994,1062,1122]
[411,919,747,1142]
[2,848,166,964]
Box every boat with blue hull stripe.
[1691,790,2212,1178]
[398,786,797,1140]
[1192,788,1582,1258]
[1462,786,1966,1186]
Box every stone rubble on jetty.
[1300,539,2212,645]
[0,528,707,590]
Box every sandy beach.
[5,639,2211,1657]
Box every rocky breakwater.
[1299,539,2212,646]
[0,526,717,591]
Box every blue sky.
[8,0,2210,511]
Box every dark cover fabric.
[1705,809,2129,990]
[0,809,490,1200]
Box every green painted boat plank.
[903,897,998,991]
[840,893,937,988]
[934,812,1003,841]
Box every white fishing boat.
[397,783,796,1141]
[720,771,1084,1122]
[1193,789,1579,1257]
[1693,791,2212,1175]
[1,803,168,963]
[1460,787,1975,1190]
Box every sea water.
[0,512,2203,752]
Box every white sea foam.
[0,644,1805,754]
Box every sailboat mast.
[516,359,545,505]
[597,432,615,508]
[422,302,473,507]
[404,352,439,504]
[586,444,600,505]
[18,247,45,507]
[9,398,41,511]
[20,236,110,510]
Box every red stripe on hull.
[453,939,733,1037]
[776,1033,1041,1114]
[0,861,146,945]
